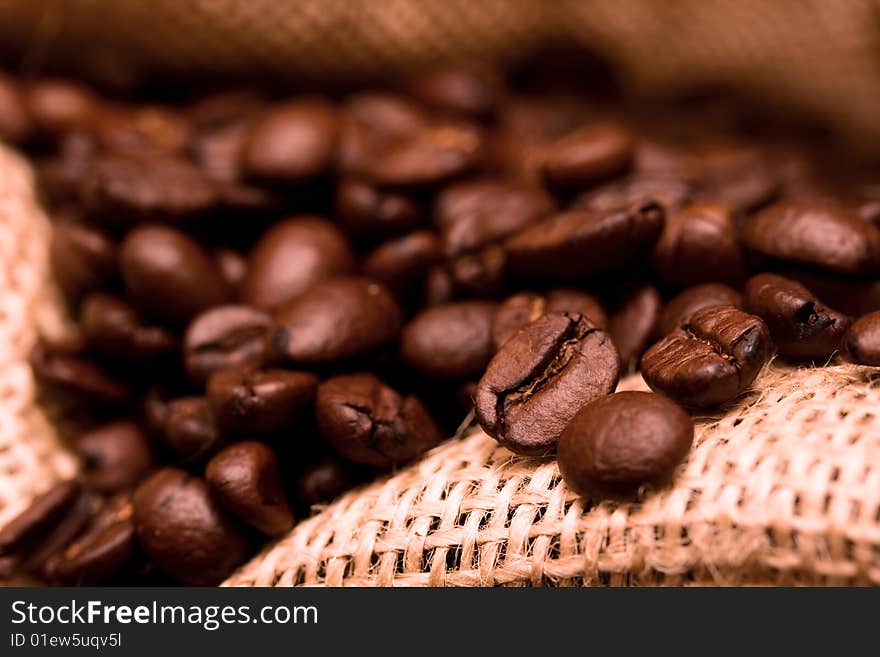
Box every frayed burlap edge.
[225,363,880,587]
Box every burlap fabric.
[0,1,879,148]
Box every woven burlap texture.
[1,1,879,148]
[225,364,880,587]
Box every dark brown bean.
[133,468,250,585]
[269,277,403,365]
[492,289,607,351]
[37,132,98,202]
[95,104,191,155]
[207,366,318,435]
[475,312,620,455]
[447,245,508,296]
[213,247,248,291]
[362,230,440,297]
[183,305,271,386]
[659,283,744,336]
[744,273,849,361]
[25,79,96,138]
[335,178,425,238]
[407,65,499,118]
[315,373,444,468]
[119,224,232,326]
[506,201,664,280]
[50,220,117,303]
[742,201,880,276]
[401,300,496,379]
[293,458,357,510]
[641,305,771,408]
[0,480,83,556]
[608,284,662,370]
[80,293,178,365]
[205,442,294,536]
[653,202,747,286]
[572,173,694,215]
[162,397,220,461]
[558,391,694,498]
[540,121,634,191]
[29,339,130,405]
[241,216,355,312]
[77,421,153,494]
[843,311,880,366]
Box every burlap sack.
[0,0,879,149]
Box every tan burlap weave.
[0,1,879,148]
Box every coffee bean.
[80,293,178,365]
[691,142,779,212]
[25,79,96,139]
[0,72,29,142]
[742,201,880,276]
[367,124,484,187]
[540,121,634,191]
[315,373,444,468]
[241,216,355,311]
[95,104,192,156]
[205,442,294,536]
[207,366,317,435]
[843,311,880,366]
[558,391,694,498]
[641,305,770,408]
[492,289,606,350]
[572,173,694,214]
[29,339,130,405]
[269,277,403,365]
[608,284,662,370]
[120,224,232,326]
[362,230,440,298]
[653,202,747,286]
[506,201,664,280]
[401,300,496,379]
[744,273,850,361]
[780,269,880,318]
[213,247,248,290]
[242,99,339,184]
[423,266,457,306]
[163,397,220,461]
[77,421,153,493]
[38,132,98,203]
[45,495,136,585]
[447,245,508,296]
[293,458,357,510]
[435,178,555,257]
[475,312,620,455]
[407,65,499,119]
[50,220,117,303]
[658,283,744,336]
[0,480,83,556]
[81,154,219,226]
[133,468,250,585]
[183,305,271,386]
[335,178,425,238]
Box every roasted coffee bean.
[38,132,98,202]
[95,103,191,155]
[540,121,634,191]
[691,142,779,212]
[401,300,496,379]
[492,289,607,350]
[269,277,403,365]
[133,468,250,585]
[207,366,317,435]
[506,201,664,280]
[362,230,440,297]
[475,312,620,455]
[213,247,247,291]
[293,458,357,510]
[558,391,694,498]
[608,284,662,369]
[44,494,136,586]
[447,245,507,296]
[435,178,555,257]
[641,305,770,408]
[742,201,880,276]
[781,269,880,318]
[653,202,747,286]
[120,224,232,326]
[407,65,499,118]
[205,441,294,536]
[0,72,29,142]
[316,373,443,468]
[81,154,219,225]
[24,79,96,138]
[80,293,178,365]
[50,220,117,303]
[744,273,849,361]
[183,305,271,386]
[163,397,220,461]
[334,178,425,238]
[241,216,355,311]
[572,173,694,214]
[30,339,129,405]
[658,283,744,336]
[77,421,153,493]
[242,99,339,184]
[0,480,83,556]
[367,124,484,187]
[843,311,880,366]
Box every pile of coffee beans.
[1,61,879,586]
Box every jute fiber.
[225,365,880,586]
[0,1,879,148]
